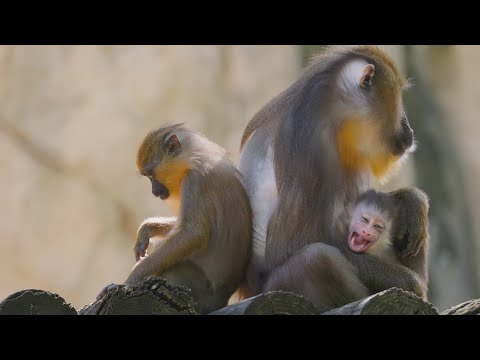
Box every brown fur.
[349,189,429,298]
[240,46,408,151]
[238,45,429,310]
[106,124,253,314]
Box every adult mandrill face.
[391,115,414,156]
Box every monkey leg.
[346,250,428,300]
[264,243,369,313]
[159,261,229,314]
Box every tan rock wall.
[0,45,300,308]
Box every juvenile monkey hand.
[389,187,429,258]
[134,217,176,262]
[134,234,149,262]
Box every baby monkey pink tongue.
[349,232,371,253]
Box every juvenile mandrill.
[348,190,400,259]
[348,190,429,298]
[98,124,252,314]
[239,45,429,309]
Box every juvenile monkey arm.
[127,171,210,285]
[126,227,207,285]
[134,217,177,261]
[388,187,429,258]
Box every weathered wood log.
[6,279,479,315]
[79,277,199,315]
[210,291,321,315]
[441,299,480,315]
[323,288,438,315]
[0,289,77,315]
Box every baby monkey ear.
[359,64,375,88]
[166,134,181,154]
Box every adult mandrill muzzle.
[392,117,414,156]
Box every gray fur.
[239,46,429,308]
[264,243,370,312]
[127,124,252,314]
[354,189,399,220]
[350,189,429,296]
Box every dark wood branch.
[210,291,321,315]
[441,299,480,315]
[5,279,480,315]
[0,289,77,315]
[79,277,199,315]
[323,288,438,315]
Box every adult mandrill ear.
[359,64,375,88]
[166,134,181,154]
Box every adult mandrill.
[239,45,429,311]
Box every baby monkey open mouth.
[348,232,375,253]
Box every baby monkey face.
[348,205,389,253]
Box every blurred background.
[0,45,478,312]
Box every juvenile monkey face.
[149,177,170,199]
[137,126,191,204]
[140,164,172,200]
[348,204,390,253]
